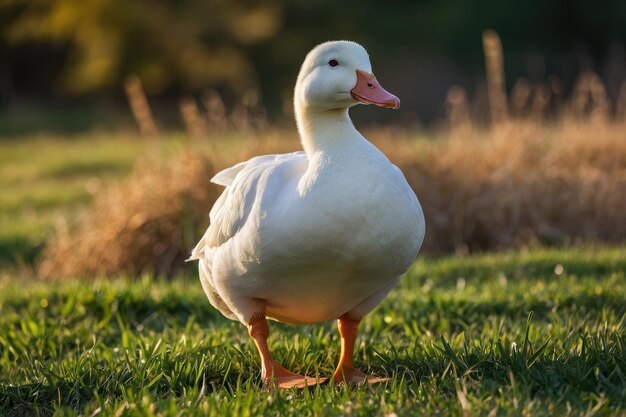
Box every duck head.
[294,41,401,113]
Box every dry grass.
[38,151,221,279]
[396,120,626,254]
[37,117,625,279]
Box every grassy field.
[1,247,625,416]
[1,130,624,415]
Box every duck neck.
[295,106,361,156]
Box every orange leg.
[248,312,325,389]
[332,315,389,385]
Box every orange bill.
[350,69,401,109]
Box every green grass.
[1,134,625,415]
[1,247,625,416]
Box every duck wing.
[189,151,308,260]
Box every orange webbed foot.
[264,360,327,389]
[333,364,389,386]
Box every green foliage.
[2,0,281,93]
[1,248,625,416]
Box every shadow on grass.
[442,291,626,321]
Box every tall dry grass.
[482,30,508,124]
[38,152,221,279]
[38,31,626,279]
[397,121,626,254]
[38,117,625,279]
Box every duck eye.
[328,59,338,67]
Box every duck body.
[194,128,424,324]
[191,40,425,388]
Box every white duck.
[190,40,425,388]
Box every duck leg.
[248,312,323,389]
[332,315,389,385]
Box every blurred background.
[0,0,625,279]
[1,0,626,134]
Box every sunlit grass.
[1,248,625,416]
